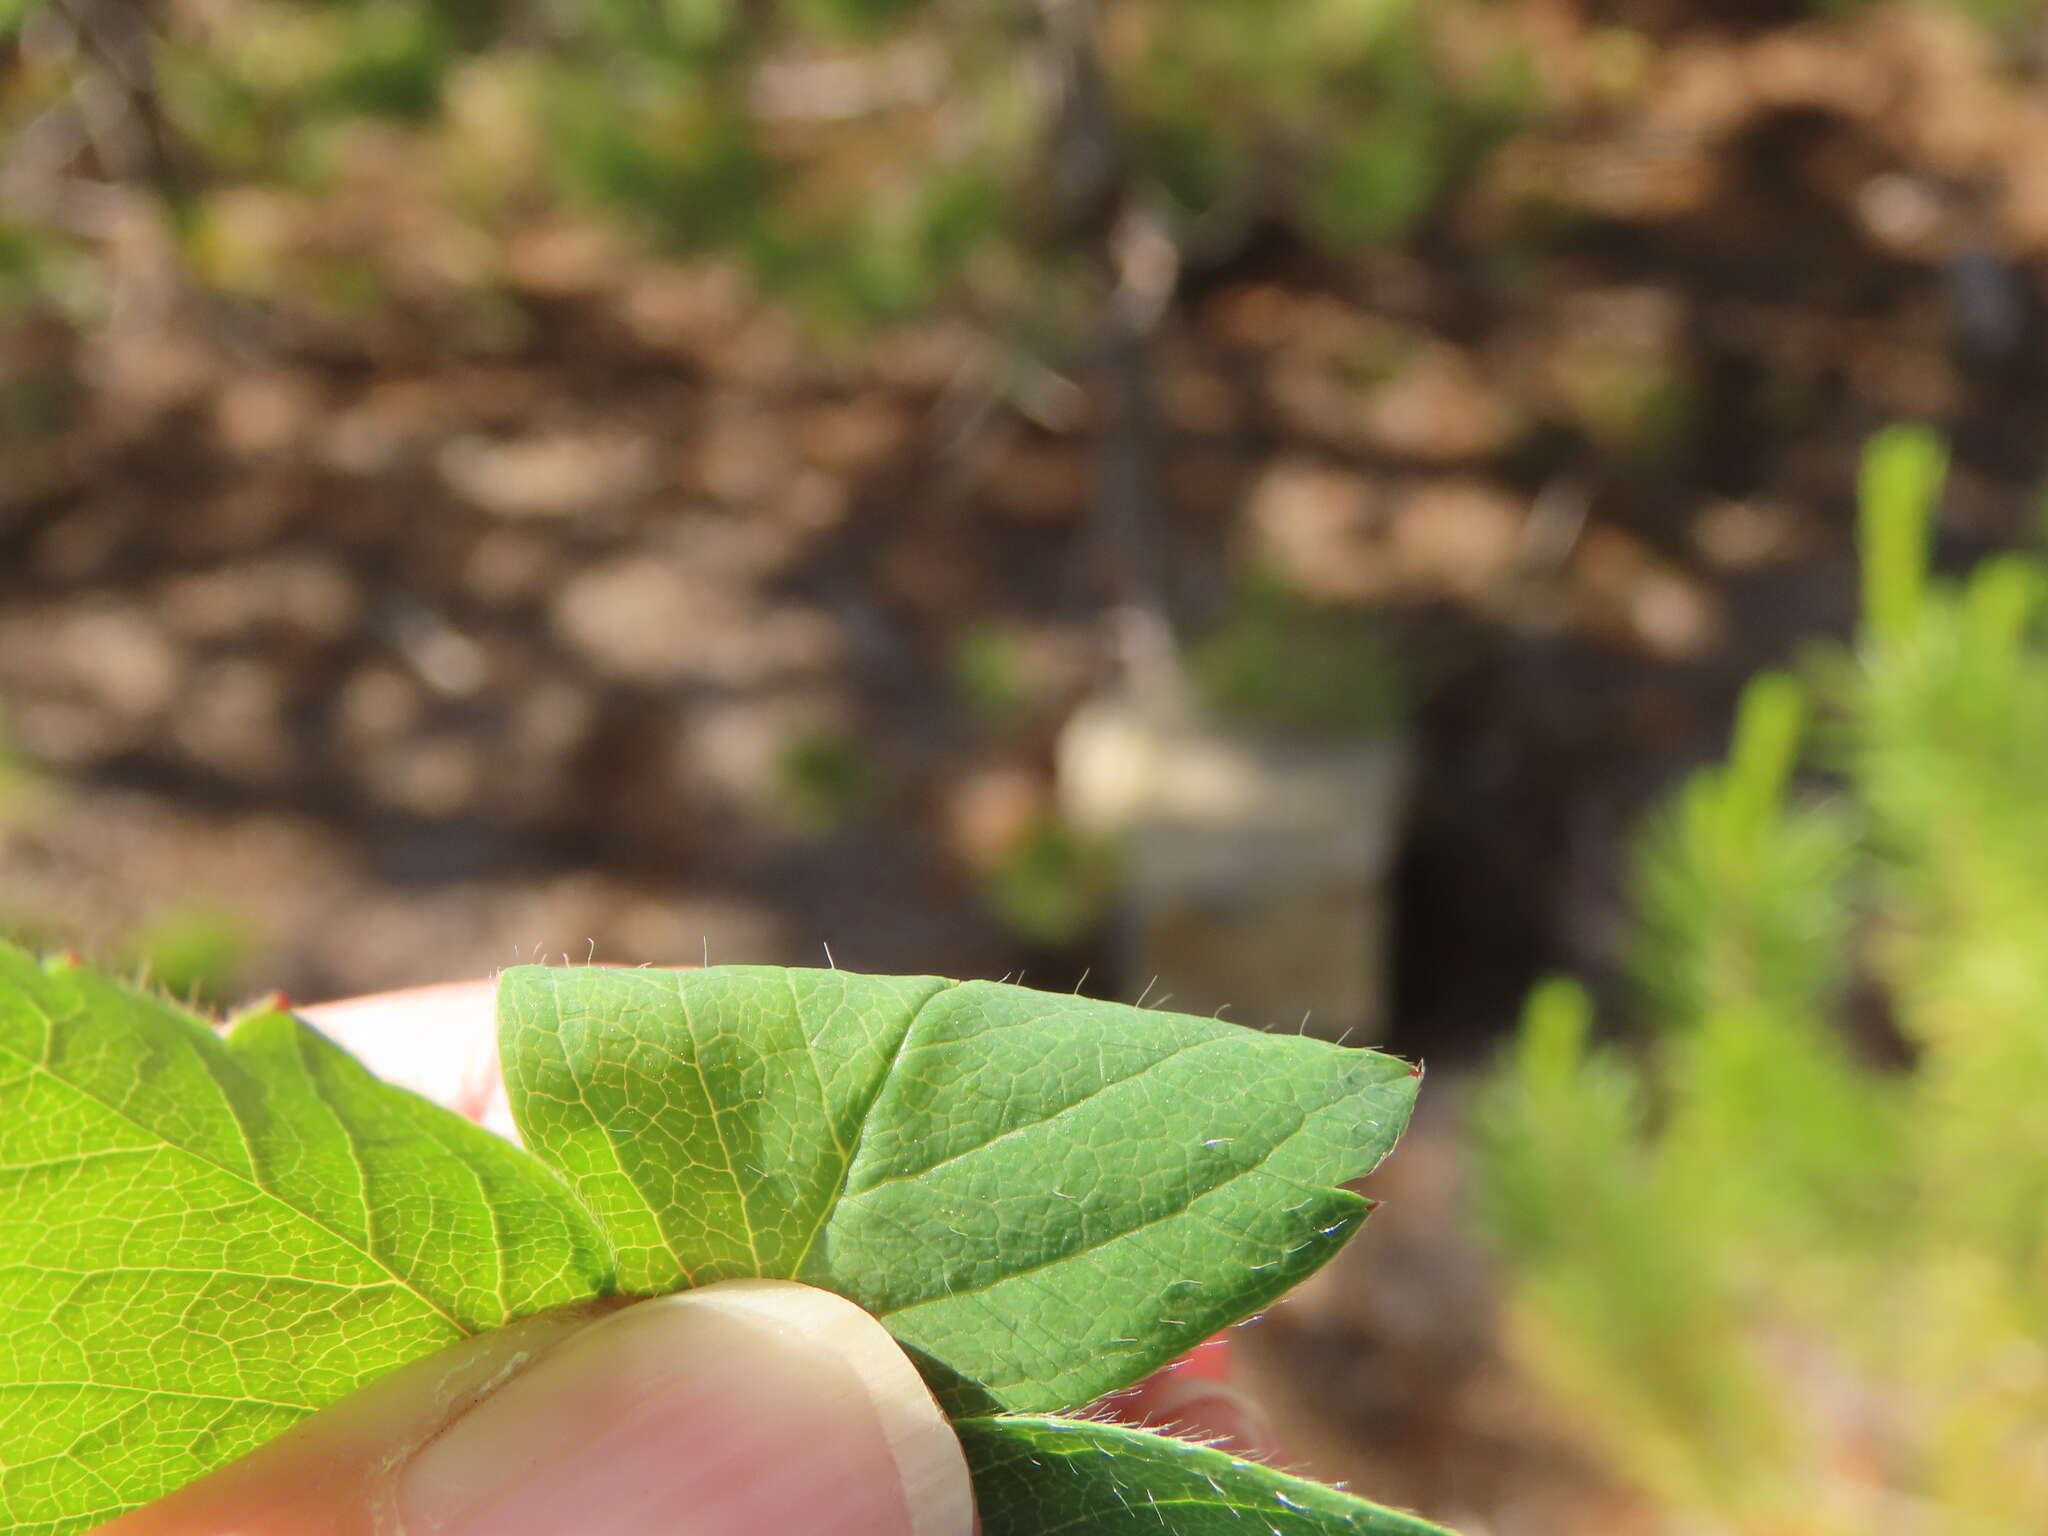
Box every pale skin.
[100,978,1267,1536]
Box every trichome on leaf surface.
[0,944,1447,1534]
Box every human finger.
[99,1281,977,1536]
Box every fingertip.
[394,1283,975,1536]
[96,1307,612,1536]
[672,1282,978,1536]
[106,1284,976,1536]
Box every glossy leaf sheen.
[500,965,1418,1412]
[959,1417,1455,1535]
[0,947,613,1535]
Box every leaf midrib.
[5,1384,315,1413]
[787,976,958,1280]
[0,1004,471,1341]
[843,1023,1411,1201]
[963,1418,1447,1536]
[872,1100,1338,1318]
[843,1028,1231,1197]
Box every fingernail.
[396,1281,975,1536]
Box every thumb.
[103,1281,978,1536]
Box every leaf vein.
[0,1018,470,1340]
[789,977,958,1278]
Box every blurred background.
[7,0,2048,1531]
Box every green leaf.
[4,950,1431,1532]
[1858,422,1948,651]
[0,946,613,1536]
[958,1416,1454,1535]
[499,964,1418,1413]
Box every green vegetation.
[3,0,1534,335]
[1113,0,1529,246]
[121,904,255,1009]
[1474,426,2048,1533]
[978,816,1106,946]
[773,727,875,831]
[0,950,1436,1534]
[951,622,1033,728]
[1189,580,1405,739]
[0,711,27,822]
